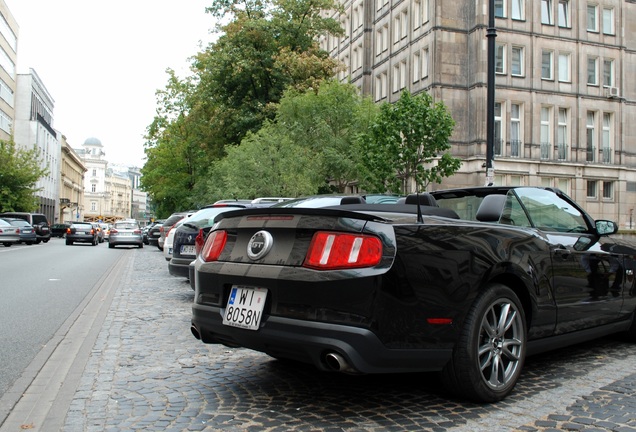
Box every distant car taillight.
[303,232,382,270]
[194,229,205,256]
[134,229,141,234]
[110,229,118,234]
[91,228,95,234]
[201,230,227,262]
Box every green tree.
[207,121,323,200]
[141,71,212,216]
[276,80,378,192]
[0,139,48,212]
[358,90,460,194]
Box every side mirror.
[596,220,618,236]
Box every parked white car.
[163,217,189,262]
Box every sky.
[5,0,219,168]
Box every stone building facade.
[58,135,86,223]
[325,0,636,228]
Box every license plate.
[223,286,267,330]
[180,245,196,255]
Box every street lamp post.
[486,0,497,186]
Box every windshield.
[186,207,243,228]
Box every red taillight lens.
[66,228,71,234]
[303,232,382,270]
[133,229,141,234]
[15,228,20,233]
[194,229,205,256]
[110,229,118,234]
[201,230,227,262]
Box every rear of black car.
[170,205,249,279]
[190,207,456,374]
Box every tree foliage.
[358,90,461,194]
[0,139,48,212]
[142,0,344,214]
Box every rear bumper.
[191,304,452,374]
[169,256,193,278]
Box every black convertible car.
[190,186,636,402]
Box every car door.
[513,188,623,333]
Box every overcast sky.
[5,0,219,167]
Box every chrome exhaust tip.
[325,352,353,372]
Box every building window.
[587,4,598,32]
[557,108,568,160]
[494,102,503,156]
[558,0,570,27]
[511,0,524,20]
[602,8,615,35]
[393,10,408,43]
[540,106,551,159]
[375,71,388,101]
[602,113,612,164]
[510,103,521,157]
[413,0,428,28]
[541,0,553,25]
[541,50,553,80]
[587,57,598,85]
[587,180,597,199]
[376,25,389,56]
[511,46,523,76]
[558,53,570,82]
[586,111,596,162]
[422,48,429,79]
[495,0,505,18]
[495,44,506,74]
[91,184,96,193]
[603,59,614,87]
[603,182,613,200]
[91,201,97,211]
[92,168,96,177]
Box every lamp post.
[485,0,497,186]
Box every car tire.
[108,242,114,249]
[3,243,11,247]
[139,243,143,248]
[441,283,526,403]
[43,239,49,243]
[66,240,73,246]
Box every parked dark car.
[1,217,37,245]
[170,205,252,279]
[147,220,165,248]
[190,186,636,403]
[51,223,71,238]
[65,222,99,246]
[158,211,196,251]
[0,212,50,243]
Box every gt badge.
[247,230,273,260]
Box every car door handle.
[553,245,571,259]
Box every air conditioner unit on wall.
[606,86,619,98]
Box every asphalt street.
[1,245,635,431]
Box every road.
[0,241,635,431]
[0,238,124,397]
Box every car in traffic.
[108,220,143,248]
[51,223,71,238]
[190,186,636,403]
[0,218,20,246]
[1,217,37,245]
[0,212,51,243]
[65,222,99,246]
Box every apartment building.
[59,134,87,223]
[0,2,16,142]
[324,0,636,228]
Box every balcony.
[557,144,568,161]
[586,146,595,162]
[601,147,612,164]
[540,143,551,160]
[510,140,521,158]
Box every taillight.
[303,232,382,270]
[110,229,118,234]
[91,229,95,234]
[15,228,20,234]
[66,228,71,234]
[134,229,141,234]
[194,229,205,256]
[201,230,227,262]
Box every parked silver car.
[0,218,20,247]
[108,220,143,249]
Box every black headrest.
[340,196,367,205]
[476,194,507,222]
[405,193,438,207]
